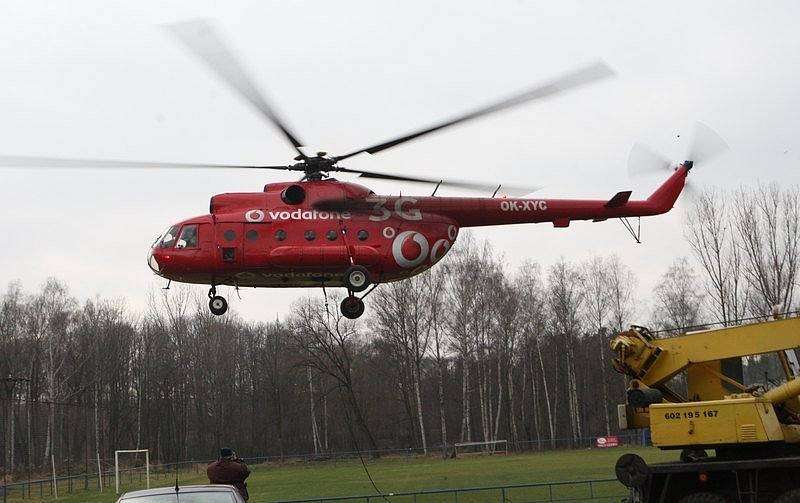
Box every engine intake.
[281,184,306,205]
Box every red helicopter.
[0,21,713,319]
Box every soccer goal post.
[453,439,508,456]
[115,449,150,494]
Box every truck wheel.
[678,493,727,503]
[615,454,649,488]
[775,489,800,503]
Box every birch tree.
[547,260,585,444]
[515,261,554,447]
[581,257,613,435]
[371,274,432,454]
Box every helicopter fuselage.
[147,166,688,289]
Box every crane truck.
[611,316,800,503]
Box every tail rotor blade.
[627,142,672,177]
[687,122,729,165]
[682,181,699,203]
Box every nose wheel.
[208,286,228,316]
[340,296,365,319]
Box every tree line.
[0,184,797,475]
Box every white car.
[116,484,246,503]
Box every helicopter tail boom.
[442,165,688,228]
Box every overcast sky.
[1,1,798,322]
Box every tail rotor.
[627,122,729,202]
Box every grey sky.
[1,1,798,321]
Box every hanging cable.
[342,403,392,503]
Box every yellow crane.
[610,316,800,503]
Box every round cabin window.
[304,230,316,241]
[223,230,236,241]
[326,230,338,241]
[357,229,369,241]
[246,230,259,241]
[275,230,287,241]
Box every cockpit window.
[176,224,199,249]
[158,226,179,249]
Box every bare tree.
[732,184,799,315]
[605,255,638,333]
[371,275,432,454]
[491,276,520,447]
[288,296,379,453]
[425,267,450,457]
[547,260,584,443]
[686,189,749,325]
[515,261,554,448]
[652,257,704,332]
[442,234,481,443]
[1,282,26,471]
[581,257,613,435]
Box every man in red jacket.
[207,447,251,501]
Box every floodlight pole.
[3,375,30,503]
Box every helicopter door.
[242,221,272,268]
[215,222,244,268]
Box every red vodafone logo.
[392,231,429,268]
[390,231,456,268]
[431,239,451,264]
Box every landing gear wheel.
[677,493,727,503]
[340,296,365,319]
[344,265,371,293]
[775,489,800,503]
[209,296,228,316]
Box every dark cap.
[220,447,233,458]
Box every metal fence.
[1,432,643,502]
[1,461,201,501]
[270,478,627,503]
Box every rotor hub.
[293,155,338,180]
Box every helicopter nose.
[147,249,161,275]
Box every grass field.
[4,447,676,503]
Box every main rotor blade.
[165,19,307,159]
[333,61,615,161]
[627,142,672,177]
[0,154,296,171]
[336,167,541,196]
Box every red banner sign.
[596,436,619,448]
